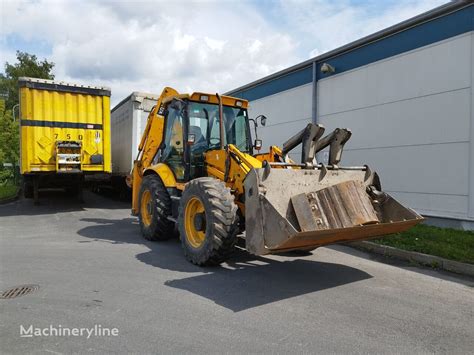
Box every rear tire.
[178,177,238,266]
[138,174,174,241]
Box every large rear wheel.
[178,177,238,266]
[138,174,174,241]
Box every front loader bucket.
[244,167,423,255]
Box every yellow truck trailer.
[18,77,111,203]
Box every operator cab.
[159,94,253,182]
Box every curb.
[349,241,474,277]
[0,188,20,205]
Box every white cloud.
[0,0,448,105]
[1,0,299,104]
[204,37,226,52]
[0,47,17,67]
[248,39,263,54]
[1,1,298,102]
[277,0,448,58]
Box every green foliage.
[0,51,55,110]
[374,224,474,264]
[0,51,54,167]
[0,167,15,184]
[0,109,19,164]
[0,184,19,200]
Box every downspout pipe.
[312,61,318,125]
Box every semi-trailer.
[110,92,160,192]
[18,77,111,203]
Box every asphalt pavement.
[1,189,473,354]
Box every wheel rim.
[184,197,206,248]
[140,190,153,227]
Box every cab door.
[187,102,213,179]
[161,102,186,181]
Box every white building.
[226,1,474,229]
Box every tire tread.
[139,174,174,241]
[178,177,238,266]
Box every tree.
[0,109,19,184]
[0,51,54,172]
[0,51,55,110]
[0,109,19,163]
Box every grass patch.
[373,224,474,264]
[0,184,19,201]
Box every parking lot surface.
[1,190,473,353]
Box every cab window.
[161,105,185,180]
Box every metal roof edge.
[112,91,161,113]
[130,91,161,102]
[18,76,111,92]
[111,93,133,113]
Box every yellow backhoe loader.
[131,87,423,265]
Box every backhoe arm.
[131,87,179,215]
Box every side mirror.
[254,139,262,151]
[259,115,267,126]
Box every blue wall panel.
[317,5,474,80]
[232,66,313,101]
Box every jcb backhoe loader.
[131,87,423,265]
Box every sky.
[0,0,447,106]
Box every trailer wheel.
[178,177,238,266]
[138,174,174,241]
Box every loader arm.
[243,123,424,255]
[205,140,422,255]
[205,144,263,211]
[131,87,179,215]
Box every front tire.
[138,174,174,241]
[178,177,238,266]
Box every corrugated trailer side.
[111,92,159,192]
[18,77,111,203]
